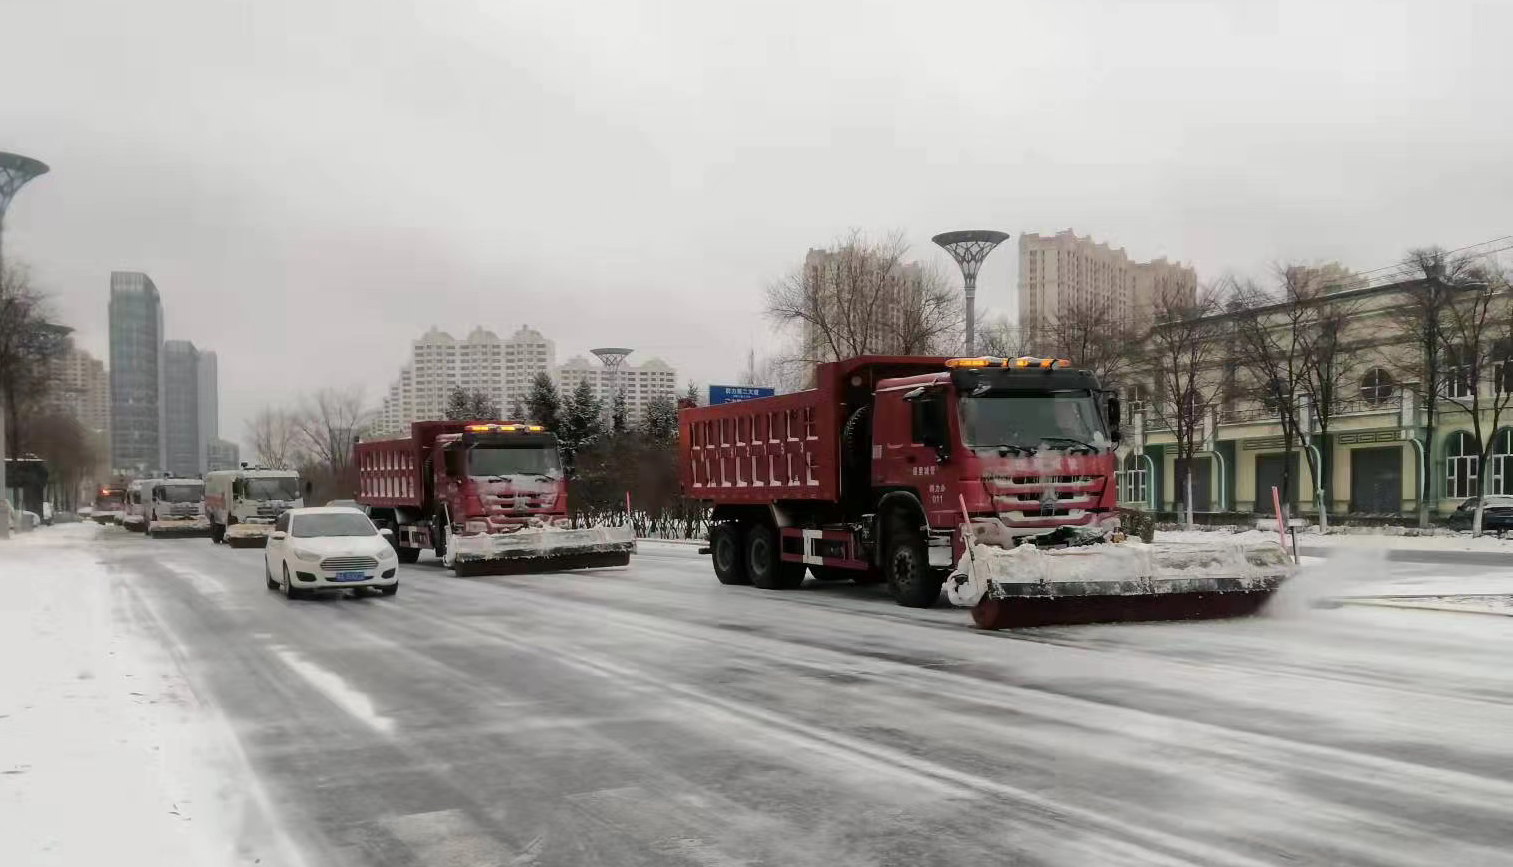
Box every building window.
[1119,452,1147,504]
[1446,347,1474,399]
[1359,368,1395,405]
[1447,431,1479,499]
[1492,429,1513,496]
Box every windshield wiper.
[992,442,1035,456]
[1037,435,1099,451]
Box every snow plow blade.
[946,540,1295,630]
[450,526,636,577]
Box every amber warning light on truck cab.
[944,356,1073,369]
[464,423,545,433]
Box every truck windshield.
[468,445,560,478]
[158,483,203,503]
[246,477,300,501]
[958,392,1107,451]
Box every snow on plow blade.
[226,524,273,548]
[947,540,1296,630]
[450,526,636,576]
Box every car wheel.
[265,557,279,590]
[282,564,304,600]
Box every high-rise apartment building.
[109,271,164,473]
[162,340,201,477]
[197,351,219,471]
[555,355,678,425]
[799,247,926,362]
[1017,230,1196,328]
[49,341,110,434]
[378,325,557,435]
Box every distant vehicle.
[122,479,154,532]
[264,507,399,599]
[93,484,126,524]
[79,505,94,517]
[205,466,304,547]
[325,499,367,513]
[41,502,53,526]
[1446,496,1513,534]
[146,478,210,537]
[356,421,633,575]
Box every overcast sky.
[3,0,1510,449]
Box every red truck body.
[678,355,1121,605]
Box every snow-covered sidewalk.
[1158,526,1513,553]
[0,524,287,866]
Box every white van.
[147,478,209,537]
[205,467,304,547]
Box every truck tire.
[210,521,224,544]
[396,546,420,564]
[746,523,805,590]
[884,515,943,608]
[710,524,750,585]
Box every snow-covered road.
[7,524,1513,866]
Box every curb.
[1333,595,1513,618]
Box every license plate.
[333,571,368,582]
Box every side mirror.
[378,528,394,538]
[270,530,287,540]
[1106,394,1123,443]
[303,481,313,497]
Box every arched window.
[1119,452,1148,504]
[1446,431,1479,499]
[1491,429,1513,496]
[1360,368,1395,405]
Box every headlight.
[292,547,322,562]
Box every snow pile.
[1340,594,1513,616]
[0,523,293,867]
[450,523,636,562]
[947,538,1294,606]
[1157,526,1513,552]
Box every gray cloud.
[2,0,1508,449]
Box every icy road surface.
[9,525,1513,866]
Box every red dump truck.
[356,420,634,575]
[678,355,1292,629]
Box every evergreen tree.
[559,378,605,475]
[640,394,679,443]
[508,396,527,420]
[683,381,700,406]
[443,385,473,420]
[524,372,562,432]
[611,387,629,435]
[467,390,501,420]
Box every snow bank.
[1156,526,1513,552]
[0,523,296,867]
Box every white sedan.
[264,507,400,599]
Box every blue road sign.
[709,385,776,405]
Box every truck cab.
[122,479,154,532]
[430,425,566,534]
[205,467,304,546]
[147,478,209,537]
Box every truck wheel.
[746,523,805,590]
[884,516,943,608]
[396,546,420,564]
[710,524,749,585]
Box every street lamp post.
[0,152,50,538]
[932,230,1010,355]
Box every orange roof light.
[527,425,545,432]
[1014,356,1034,367]
[945,356,1003,369]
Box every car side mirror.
[271,530,287,540]
[379,528,393,538]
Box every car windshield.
[957,392,1107,451]
[246,477,300,501]
[158,483,203,503]
[468,445,560,477]
[291,512,376,538]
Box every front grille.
[321,556,378,571]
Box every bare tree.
[1143,284,1228,527]
[1295,293,1364,530]
[977,313,1038,360]
[766,229,962,370]
[245,406,303,468]
[294,387,372,484]
[1039,295,1142,388]
[0,262,70,458]
[1435,261,1513,535]
[1385,248,1482,527]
